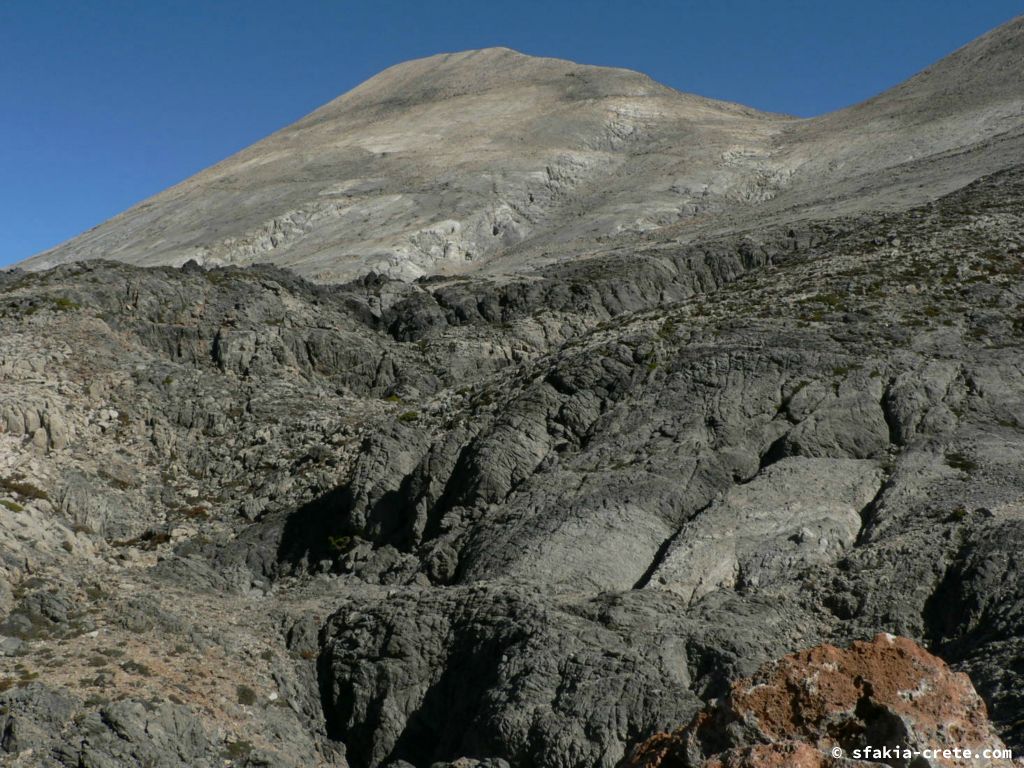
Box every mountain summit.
[22,16,1023,282]
[21,47,788,281]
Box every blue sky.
[2,0,1021,266]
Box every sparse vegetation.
[178,505,209,519]
[946,505,970,522]
[327,534,352,553]
[236,684,258,706]
[945,451,979,474]
[0,477,49,501]
[51,296,80,311]
[798,292,846,313]
[120,660,152,676]
[224,740,254,760]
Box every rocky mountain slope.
[21,16,1024,283]
[22,48,791,282]
[3,13,1024,768]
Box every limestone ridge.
[19,16,1024,282]
[3,15,1024,768]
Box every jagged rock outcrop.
[1,162,1023,768]
[621,634,1014,768]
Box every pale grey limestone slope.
[21,48,790,282]
[645,458,883,603]
[20,16,1024,283]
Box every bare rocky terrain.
[3,14,1024,768]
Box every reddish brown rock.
[622,634,1015,768]
[705,742,842,768]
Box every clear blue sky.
[2,0,1021,266]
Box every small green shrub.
[327,535,352,554]
[51,296,80,311]
[0,477,49,501]
[945,451,978,474]
[799,292,845,310]
[236,685,257,706]
[121,660,152,676]
[658,319,677,339]
[946,505,969,522]
[224,740,253,760]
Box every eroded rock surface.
[2,162,1024,768]
[622,634,1013,768]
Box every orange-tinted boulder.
[622,634,1014,768]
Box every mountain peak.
[331,45,664,114]
[18,16,1024,283]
